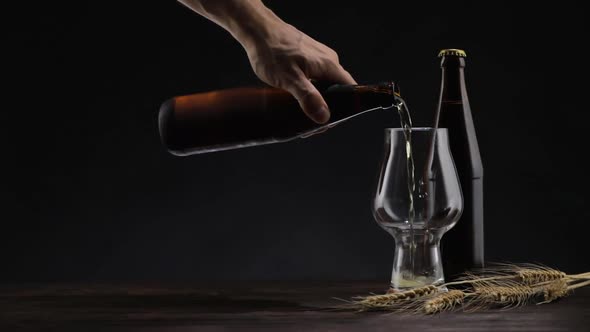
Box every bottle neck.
[354,81,396,94]
[353,81,401,108]
[440,57,469,104]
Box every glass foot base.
[389,277,445,292]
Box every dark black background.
[3,0,589,282]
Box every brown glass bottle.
[433,49,484,278]
[158,81,400,155]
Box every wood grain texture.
[1,281,589,331]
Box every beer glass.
[373,128,463,290]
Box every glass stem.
[390,228,445,290]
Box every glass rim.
[385,127,448,132]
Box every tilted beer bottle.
[433,49,484,278]
[158,81,401,155]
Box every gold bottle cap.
[438,49,467,57]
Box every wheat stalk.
[568,279,590,290]
[569,272,590,280]
[340,263,590,313]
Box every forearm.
[177,0,282,47]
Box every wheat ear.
[442,263,571,288]
[352,285,439,310]
[537,280,570,304]
[468,285,534,310]
[422,290,466,314]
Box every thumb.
[283,72,330,124]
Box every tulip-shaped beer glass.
[374,128,463,290]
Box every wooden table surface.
[1,281,589,331]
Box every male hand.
[241,22,356,124]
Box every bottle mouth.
[438,49,467,58]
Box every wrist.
[179,0,284,50]
[222,2,284,50]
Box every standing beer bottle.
[158,81,400,156]
[434,49,484,278]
